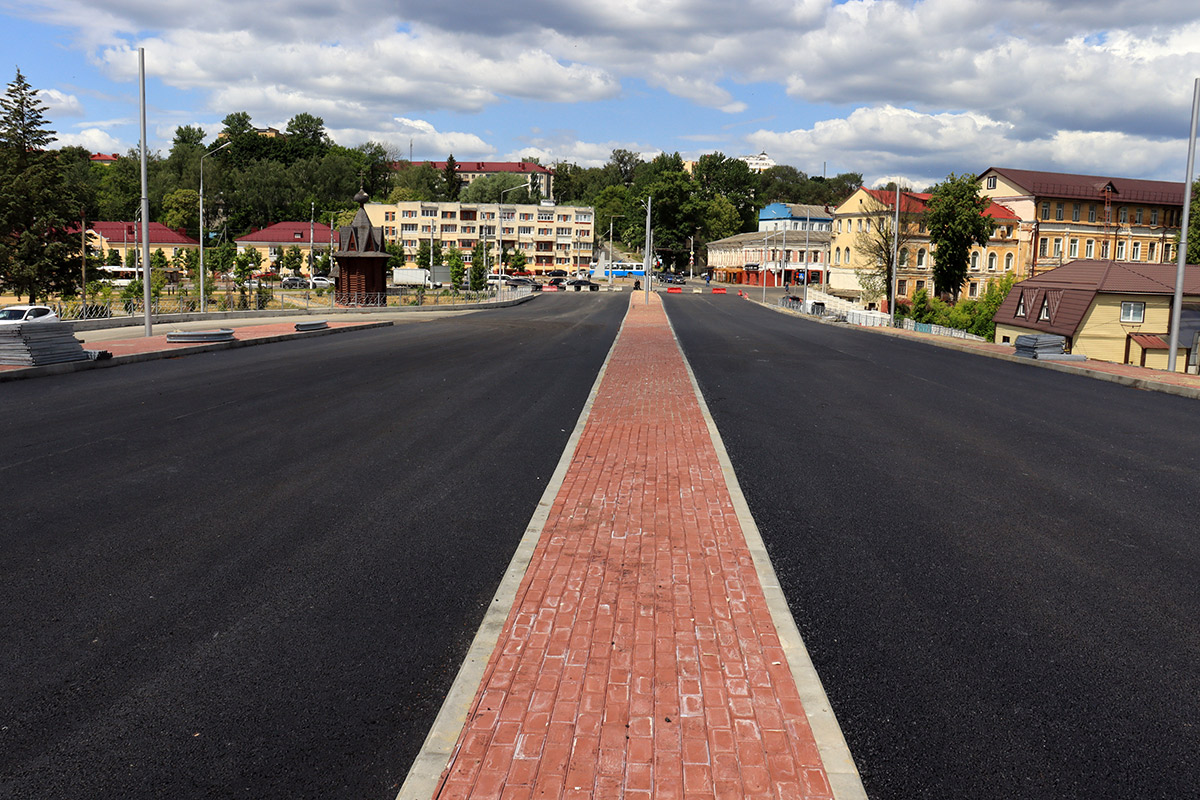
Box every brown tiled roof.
[993,259,1200,336]
[860,188,1019,220]
[87,221,198,246]
[236,221,335,244]
[981,167,1184,205]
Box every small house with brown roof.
[235,222,336,273]
[993,260,1200,372]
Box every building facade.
[366,200,594,273]
[976,167,1185,278]
[829,188,1022,305]
[236,222,336,273]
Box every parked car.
[547,269,568,277]
[0,305,59,324]
[566,279,600,292]
[254,271,281,282]
[310,276,335,288]
[281,276,307,289]
[546,277,568,289]
[505,276,542,291]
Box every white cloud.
[55,127,122,152]
[41,88,84,117]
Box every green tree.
[279,244,304,276]
[854,190,917,312]
[926,172,995,300]
[443,154,463,200]
[161,188,199,233]
[460,173,531,204]
[390,161,444,201]
[106,247,123,266]
[385,241,406,271]
[469,240,488,290]
[508,248,527,273]
[445,246,465,289]
[692,152,757,231]
[1186,178,1200,265]
[233,246,262,284]
[0,69,86,301]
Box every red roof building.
[89,153,120,166]
[236,222,336,272]
[394,160,555,200]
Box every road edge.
[393,301,629,800]
[662,302,870,800]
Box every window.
[1041,202,1050,220]
[898,279,908,294]
[986,176,997,189]
[556,227,572,236]
[1120,301,1145,323]
[1116,240,1126,260]
[837,220,842,233]
[969,282,978,298]
[537,211,553,221]
[1069,239,1078,258]
[402,209,417,218]
[1088,205,1096,223]
[1149,242,1157,261]
[519,226,532,235]
[845,246,852,262]
[1072,203,1081,222]
[1085,239,1094,258]
[384,211,395,221]
[1164,243,1172,261]
[1118,206,1128,224]
[857,219,862,232]
[971,251,980,271]
[1039,299,1050,321]
[1053,238,1062,257]
[1151,209,1159,226]
[1101,241,1110,258]
[898,248,908,267]
[421,208,437,217]
[834,249,840,265]
[988,252,998,271]
[916,280,926,291]
[1039,238,1048,258]
[1135,208,1143,225]
[1005,253,1014,271]
[1132,242,1141,260]
[1055,202,1064,221]
[865,219,871,232]
[1015,294,1026,316]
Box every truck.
[391,267,441,288]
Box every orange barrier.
[712,287,726,294]
[667,286,682,293]
[543,286,558,291]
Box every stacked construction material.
[1013,333,1085,360]
[0,322,89,366]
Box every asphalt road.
[0,294,626,799]
[664,293,1200,800]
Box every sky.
[3,0,1200,190]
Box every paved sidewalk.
[412,293,856,800]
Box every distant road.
[0,295,625,799]
[665,293,1200,800]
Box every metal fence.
[898,317,986,342]
[51,285,529,320]
[777,296,986,342]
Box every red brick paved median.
[435,292,833,800]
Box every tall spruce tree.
[0,69,84,301]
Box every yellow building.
[977,167,1185,277]
[993,260,1200,372]
[829,188,1022,306]
[365,200,594,273]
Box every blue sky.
[4,0,1200,188]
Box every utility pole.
[642,196,652,304]
[138,47,151,337]
[1168,77,1199,374]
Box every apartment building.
[829,188,1022,303]
[366,200,594,273]
[977,167,1185,277]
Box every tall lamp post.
[641,196,652,304]
[607,214,625,288]
[199,140,231,312]
[497,181,530,292]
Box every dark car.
[281,276,307,289]
[546,277,568,289]
[566,279,600,292]
[505,277,542,291]
[547,269,568,277]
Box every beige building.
[366,200,594,273]
[829,188,1022,305]
[977,167,1185,277]
[993,260,1200,372]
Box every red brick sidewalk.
[431,293,839,799]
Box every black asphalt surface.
[0,295,626,799]
[664,293,1200,800]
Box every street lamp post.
[199,140,231,313]
[496,182,530,294]
[642,196,652,304]
[608,214,625,288]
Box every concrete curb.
[665,303,869,800]
[0,321,393,383]
[756,297,1200,402]
[393,296,627,800]
[65,292,536,332]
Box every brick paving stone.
[433,293,834,799]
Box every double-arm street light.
[198,140,231,312]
